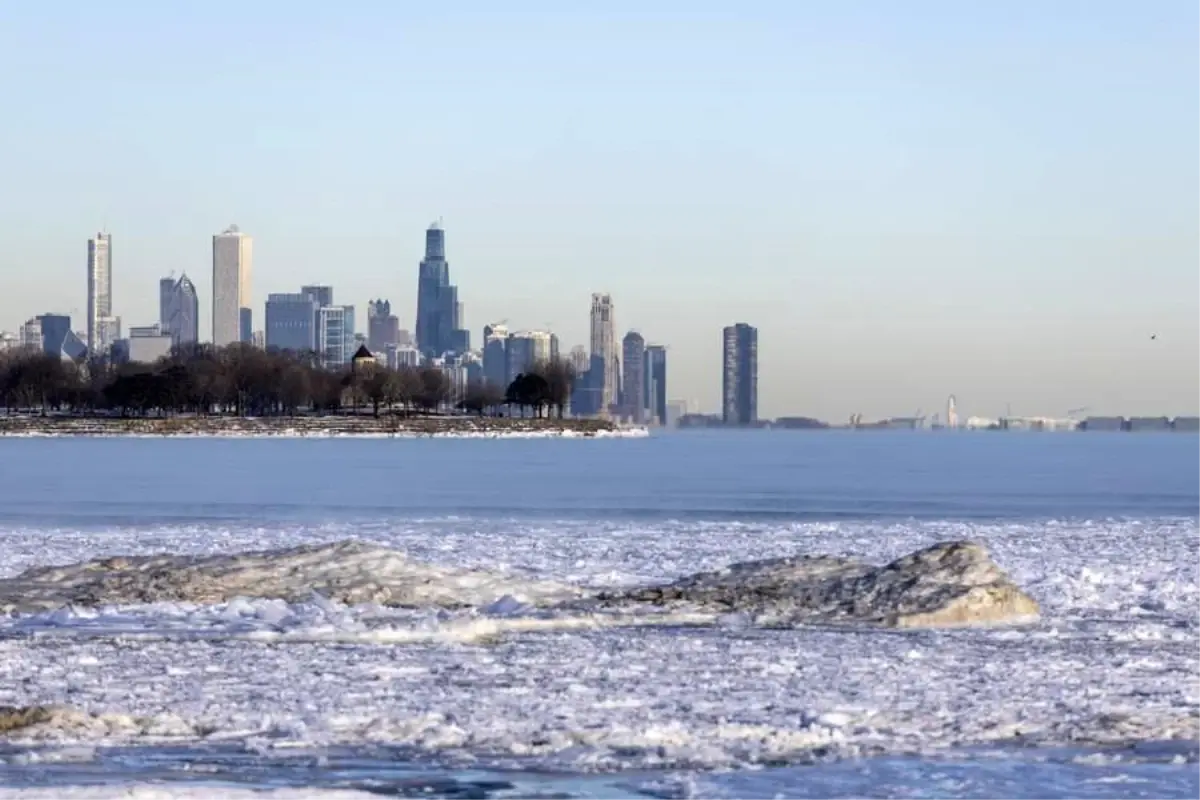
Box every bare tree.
[458,379,504,417]
[505,372,551,418]
[361,366,395,417]
[529,358,575,418]
[414,367,451,414]
[0,344,484,422]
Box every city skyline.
[1,217,1195,422]
[1,4,1195,419]
[15,219,689,422]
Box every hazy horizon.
[1,1,1196,420]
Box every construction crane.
[1067,407,1090,418]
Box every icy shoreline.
[0,416,648,439]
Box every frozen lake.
[0,430,1196,798]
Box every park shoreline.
[0,414,647,439]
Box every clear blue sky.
[0,1,1195,420]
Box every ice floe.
[0,541,580,614]
[589,540,1039,628]
[0,539,1038,630]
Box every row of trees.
[0,344,576,418]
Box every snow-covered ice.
[0,427,650,440]
[0,516,1195,779]
[0,791,376,800]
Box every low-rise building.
[1083,416,1125,432]
[127,324,173,364]
[386,345,421,369]
[1128,416,1171,432]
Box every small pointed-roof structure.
[350,344,377,375]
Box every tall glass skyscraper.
[621,331,646,423]
[415,222,468,359]
[722,323,758,426]
[643,344,668,426]
[159,274,199,348]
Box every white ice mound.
[0,541,580,614]
[0,704,194,740]
[602,540,1040,628]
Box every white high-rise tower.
[212,225,253,346]
[589,293,617,414]
[946,395,959,429]
[87,232,114,356]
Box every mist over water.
[0,431,1196,798]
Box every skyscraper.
[212,225,253,346]
[159,274,199,348]
[87,232,114,356]
[19,318,42,350]
[301,285,334,309]
[316,305,356,368]
[159,277,174,332]
[415,222,468,359]
[505,330,557,384]
[265,293,320,352]
[482,322,509,388]
[644,344,668,426]
[239,309,253,344]
[568,345,588,376]
[367,299,400,352]
[621,331,646,423]
[37,314,87,360]
[589,293,617,415]
[722,323,758,426]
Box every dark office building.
[37,313,87,360]
[722,323,758,426]
[239,308,253,344]
[265,293,320,352]
[159,278,174,332]
[301,285,334,309]
[621,331,646,423]
[569,353,607,417]
[448,328,470,355]
[644,344,667,426]
[482,323,509,389]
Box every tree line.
[0,344,576,418]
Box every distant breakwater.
[0,414,636,438]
